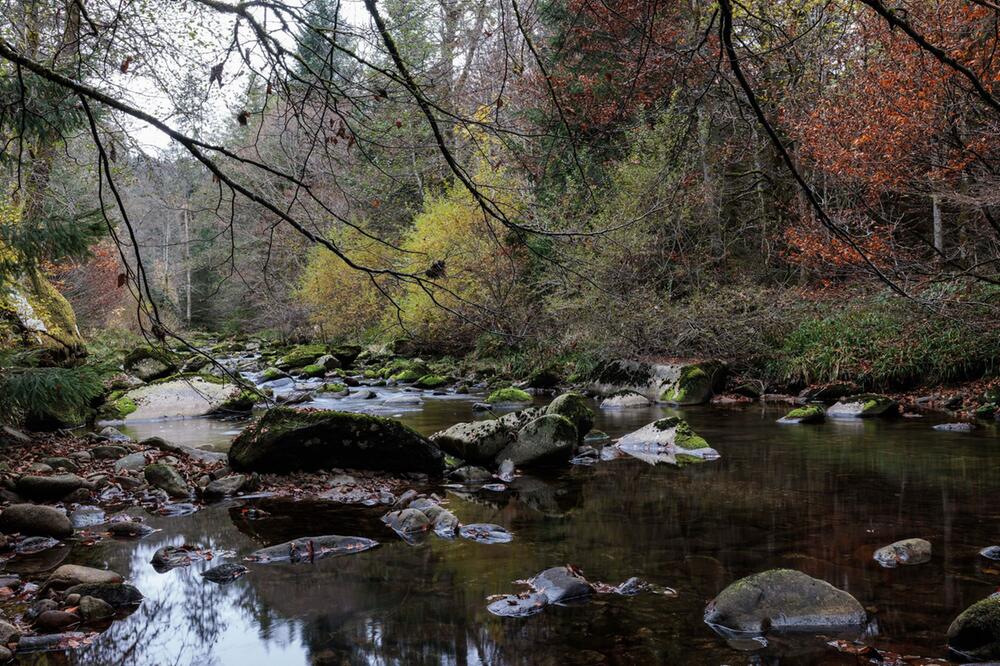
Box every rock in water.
[203,474,247,500]
[494,415,577,467]
[0,504,73,538]
[873,538,932,568]
[704,569,866,633]
[144,463,192,498]
[545,392,594,440]
[78,595,115,622]
[382,508,430,535]
[980,546,1000,561]
[827,394,896,418]
[245,535,379,564]
[600,390,651,409]
[777,405,825,425]
[459,524,513,544]
[487,592,549,618]
[228,407,443,475]
[63,583,143,608]
[44,565,122,590]
[948,596,1000,660]
[659,361,726,405]
[431,420,516,465]
[615,417,719,465]
[117,376,241,421]
[201,563,248,584]
[530,566,595,604]
[934,422,975,432]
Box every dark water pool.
[15,397,1000,665]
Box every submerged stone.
[245,535,379,563]
[487,592,548,618]
[229,407,444,475]
[63,583,143,608]
[201,563,249,584]
[933,422,976,432]
[459,523,513,544]
[704,569,866,633]
[151,545,207,572]
[873,538,931,568]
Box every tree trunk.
[184,208,192,327]
[932,194,944,256]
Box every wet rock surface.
[245,535,379,563]
[948,595,1000,660]
[0,504,73,538]
[873,538,932,568]
[704,569,866,633]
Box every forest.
[2,0,1000,664]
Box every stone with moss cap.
[487,387,532,404]
[229,407,444,475]
[705,569,866,633]
[777,405,825,425]
[615,417,718,463]
[545,392,594,440]
[414,374,448,389]
[297,364,327,378]
[948,595,1000,660]
[0,271,86,362]
[659,361,726,406]
[276,344,327,370]
[124,346,178,382]
[260,367,287,382]
[495,414,577,467]
[827,393,897,419]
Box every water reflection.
[14,396,1000,664]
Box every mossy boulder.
[111,376,240,421]
[545,392,594,440]
[827,394,897,418]
[385,359,430,382]
[0,271,86,361]
[778,405,825,425]
[260,367,287,382]
[215,389,259,413]
[431,419,517,465]
[276,344,327,370]
[616,417,718,463]
[297,364,327,378]
[659,361,726,406]
[315,354,341,371]
[414,374,448,389]
[124,346,178,382]
[487,387,532,404]
[704,569,866,633]
[948,596,1000,660]
[331,345,363,367]
[495,414,577,467]
[527,366,561,389]
[317,382,347,394]
[228,407,444,475]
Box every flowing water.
[12,391,1000,665]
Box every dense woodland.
[4,0,1000,421]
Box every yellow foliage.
[297,226,399,340]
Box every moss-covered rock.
[948,596,1000,660]
[260,367,287,382]
[414,374,448,389]
[659,361,726,406]
[827,393,897,418]
[228,407,444,475]
[704,569,866,633]
[276,344,327,370]
[0,271,86,361]
[495,414,577,467]
[123,346,177,382]
[297,364,326,378]
[215,389,259,413]
[331,345,363,367]
[487,387,532,404]
[528,366,561,389]
[778,405,825,425]
[317,382,347,394]
[431,419,517,465]
[616,417,717,461]
[545,392,594,440]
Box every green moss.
[217,389,258,412]
[277,344,327,369]
[150,372,227,386]
[114,396,137,417]
[414,374,448,389]
[545,392,594,439]
[261,367,286,382]
[487,387,532,403]
[976,403,997,418]
[317,382,347,393]
[391,368,423,382]
[363,369,378,379]
[298,364,326,378]
[674,421,709,450]
[781,405,825,424]
[660,362,724,405]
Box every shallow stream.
[13,389,1000,665]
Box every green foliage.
[769,296,1000,388]
[0,353,104,427]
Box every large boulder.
[827,394,897,419]
[229,407,444,475]
[0,272,86,362]
[431,419,515,465]
[276,344,327,370]
[63,583,142,608]
[115,376,241,421]
[659,361,726,405]
[44,565,122,590]
[123,347,177,382]
[531,566,594,604]
[495,414,577,467]
[704,569,866,633]
[948,596,1000,660]
[0,504,73,538]
[545,392,594,441]
[615,417,718,465]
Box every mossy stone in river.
[430,419,516,465]
[260,367,286,382]
[124,346,178,382]
[229,407,444,475]
[276,344,327,370]
[828,393,897,418]
[704,569,866,633]
[298,364,326,378]
[659,361,726,406]
[495,414,576,467]
[414,374,448,389]
[778,405,825,425]
[488,387,532,404]
[948,596,1000,660]
[545,392,594,440]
